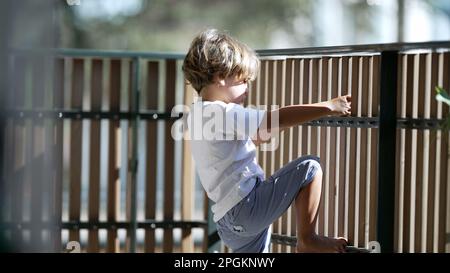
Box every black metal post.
[377,51,398,253]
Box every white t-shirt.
[186,99,267,222]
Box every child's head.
[182,29,260,96]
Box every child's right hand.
[327,94,351,116]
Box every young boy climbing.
[183,29,351,253]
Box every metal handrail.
[8,40,450,59]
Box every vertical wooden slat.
[280,59,290,253]
[426,53,438,252]
[41,57,56,252]
[69,59,83,245]
[144,61,158,253]
[329,58,338,238]
[301,59,310,160]
[354,57,362,247]
[347,56,359,245]
[163,59,176,252]
[439,52,449,253]
[318,57,329,236]
[52,58,64,252]
[338,57,349,238]
[2,56,13,245]
[107,59,121,253]
[395,54,405,252]
[289,59,301,253]
[417,53,427,252]
[433,53,448,252]
[11,56,26,249]
[403,54,414,252]
[309,58,319,234]
[125,59,134,252]
[181,76,195,253]
[87,59,102,252]
[30,56,46,251]
[369,55,380,243]
[358,57,369,247]
[425,53,438,252]
[414,54,426,252]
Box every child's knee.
[297,158,322,182]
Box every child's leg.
[295,168,348,253]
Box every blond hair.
[182,29,260,94]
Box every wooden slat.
[426,53,438,252]
[181,72,195,253]
[395,54,405,252]
[52,58,65,252]
[144,61,158,252]
[439,52,449,253]
[309,58,319,234]
[369,56,380,243]
[434,52,446,253]
[87,59,102,252]
[278,60,293,253]
[403,54,414,252]
[415,54,426,252]
[163,59,176,252]
[318,57,329,237]
[42,57,57,251]
[358,57,369,247]
[289,59,300,253]
[11,56,26,249]
[107,59,121,253]
[329,58,338,238]
[424,53,438,252]
[69,59,83,245]
[347,56,359,246]
[2,56,14,231]
[125,60,134,252]
[25,56,45,251]
[300,59,310,159]
[338,57,349,238]
[125,59,139,252]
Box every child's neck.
[199,87,229,103]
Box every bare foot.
[296,235,348,253]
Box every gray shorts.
[216,155,321,253]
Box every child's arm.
[252,95,351,145]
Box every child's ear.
[216,78,226,87]
[213,75,226,87]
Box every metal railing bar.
[0,220,208,230]
[256,41,450,57]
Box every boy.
[183,29,351,253]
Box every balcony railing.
[1,41,449,253]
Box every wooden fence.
[253,45,450,253]
[1,42,449,253]
[1,51,207,253]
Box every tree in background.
[59,0,313,51]
[59,0,450,52]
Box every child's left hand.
[327,94,351,116]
